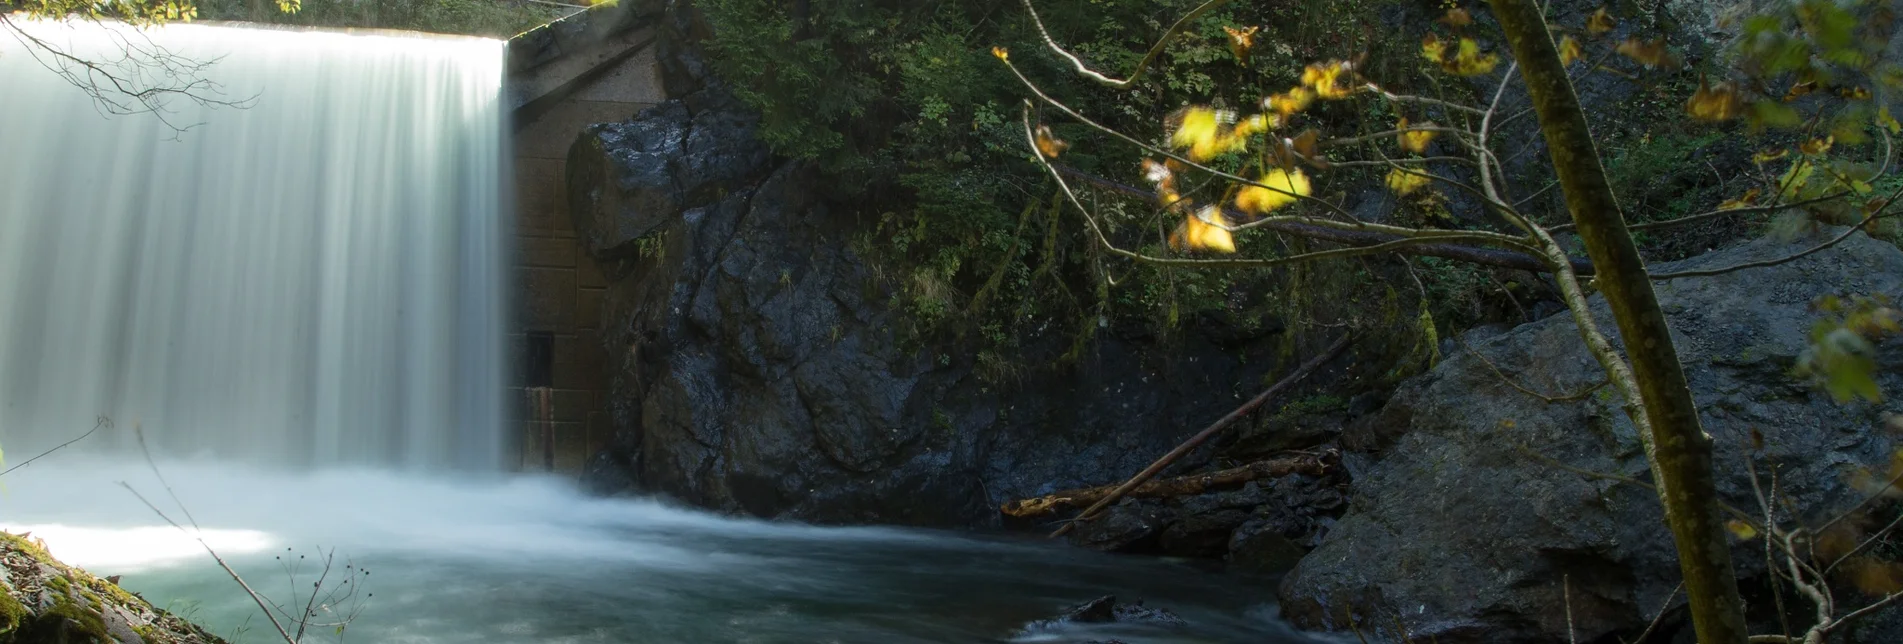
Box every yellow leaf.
[1440,8,1473,27]
[1616,37,1676,69]
[1686,77,1743,121]
[991,46,1009,61]
[1724,519,1759,540]
[1397,117,1437,154]
[1301,61,1356,99]
[1784,80,1818,102]
[1235,168,1311,214]
[1265,87,1317,117]
[1779,159,1814,199]
[1586,7,1617,36]
[1232,113,1277,138]
[1386,168,1432,196]
[1798,135,1834,156]
[1558,35,1584,67]
[1176,206,1236,253]
[1840,85,1872,100]
[1847,557,1903,596]
[1034,125,1068,159]
[1224,26,1259,64]
[1751,148,1790,164]
[1169,107,1243,162]
[1421,34,1449,64]
[1142,159,1182,208]
[1441,38,1500,76]
[1716,188,1760,210]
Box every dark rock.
[581,448,639,495]
[1279,230,1903,643]
[1157,506,1251,558]
[566,83,1316,525]
[1227,518,1308,574]
[1067,501,1172,554]
[566,89,769,263]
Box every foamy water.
[0,458,1330,643]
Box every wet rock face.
[566,82,1295,526]
[1278,232,1903,643]
[1,532,224,644]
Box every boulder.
[1279,230,1903,642]
[0,531,224,643]
[567,85,1301,525]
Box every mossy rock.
[0,531,226,644]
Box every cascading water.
[0,19,507,469]
[0,18,1328,644]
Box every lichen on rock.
[0,531,225,644]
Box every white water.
[0,459,1326,643]
[0,20,508,469]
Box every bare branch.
[0,13,256,135]
[1650,207,1903,280]
[119,483,295,644]
[1018,0,1234,89]
[0,415,109,477]
[1048,162,1592,273]
[1455,332,1606,403]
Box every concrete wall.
[505,8,665,474]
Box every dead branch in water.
[1002,451,1332,517]
[1047,333,1352,537]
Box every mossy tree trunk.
[1484,1,1749,642]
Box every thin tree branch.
[0,415,109,477]
[1018,0,1234,89]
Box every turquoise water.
[0,458,1328,644]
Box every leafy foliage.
[1798,294,1900,403]
[694,0,1411,363]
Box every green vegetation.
[701,0,1444,370]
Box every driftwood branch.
[1048,333,1352,537]
[1002,451,1333,517]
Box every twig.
[1017,0,1234,89]
[119,484,295,644]
[0,415,110,477]
[1050,333,1352,537]
[1626,582,1682,644]
[1651,181,1903,281]
[1049,164,1591,274]
[1650,208,1903,280]
[1455,333,1606,403]
[1563,574,1578,644]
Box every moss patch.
[0,531,228,644]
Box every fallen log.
[1048,333,1353,537]
[1001,451,1334,518]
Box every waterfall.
[0,20,509,470]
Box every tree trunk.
[1485,1,1749,642]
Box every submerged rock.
[0,531,224,643]
[1279,230,1903,642]
[1016,595,1188,636]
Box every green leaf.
[1818,328,1883,403]
[1751,101,1804,130]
